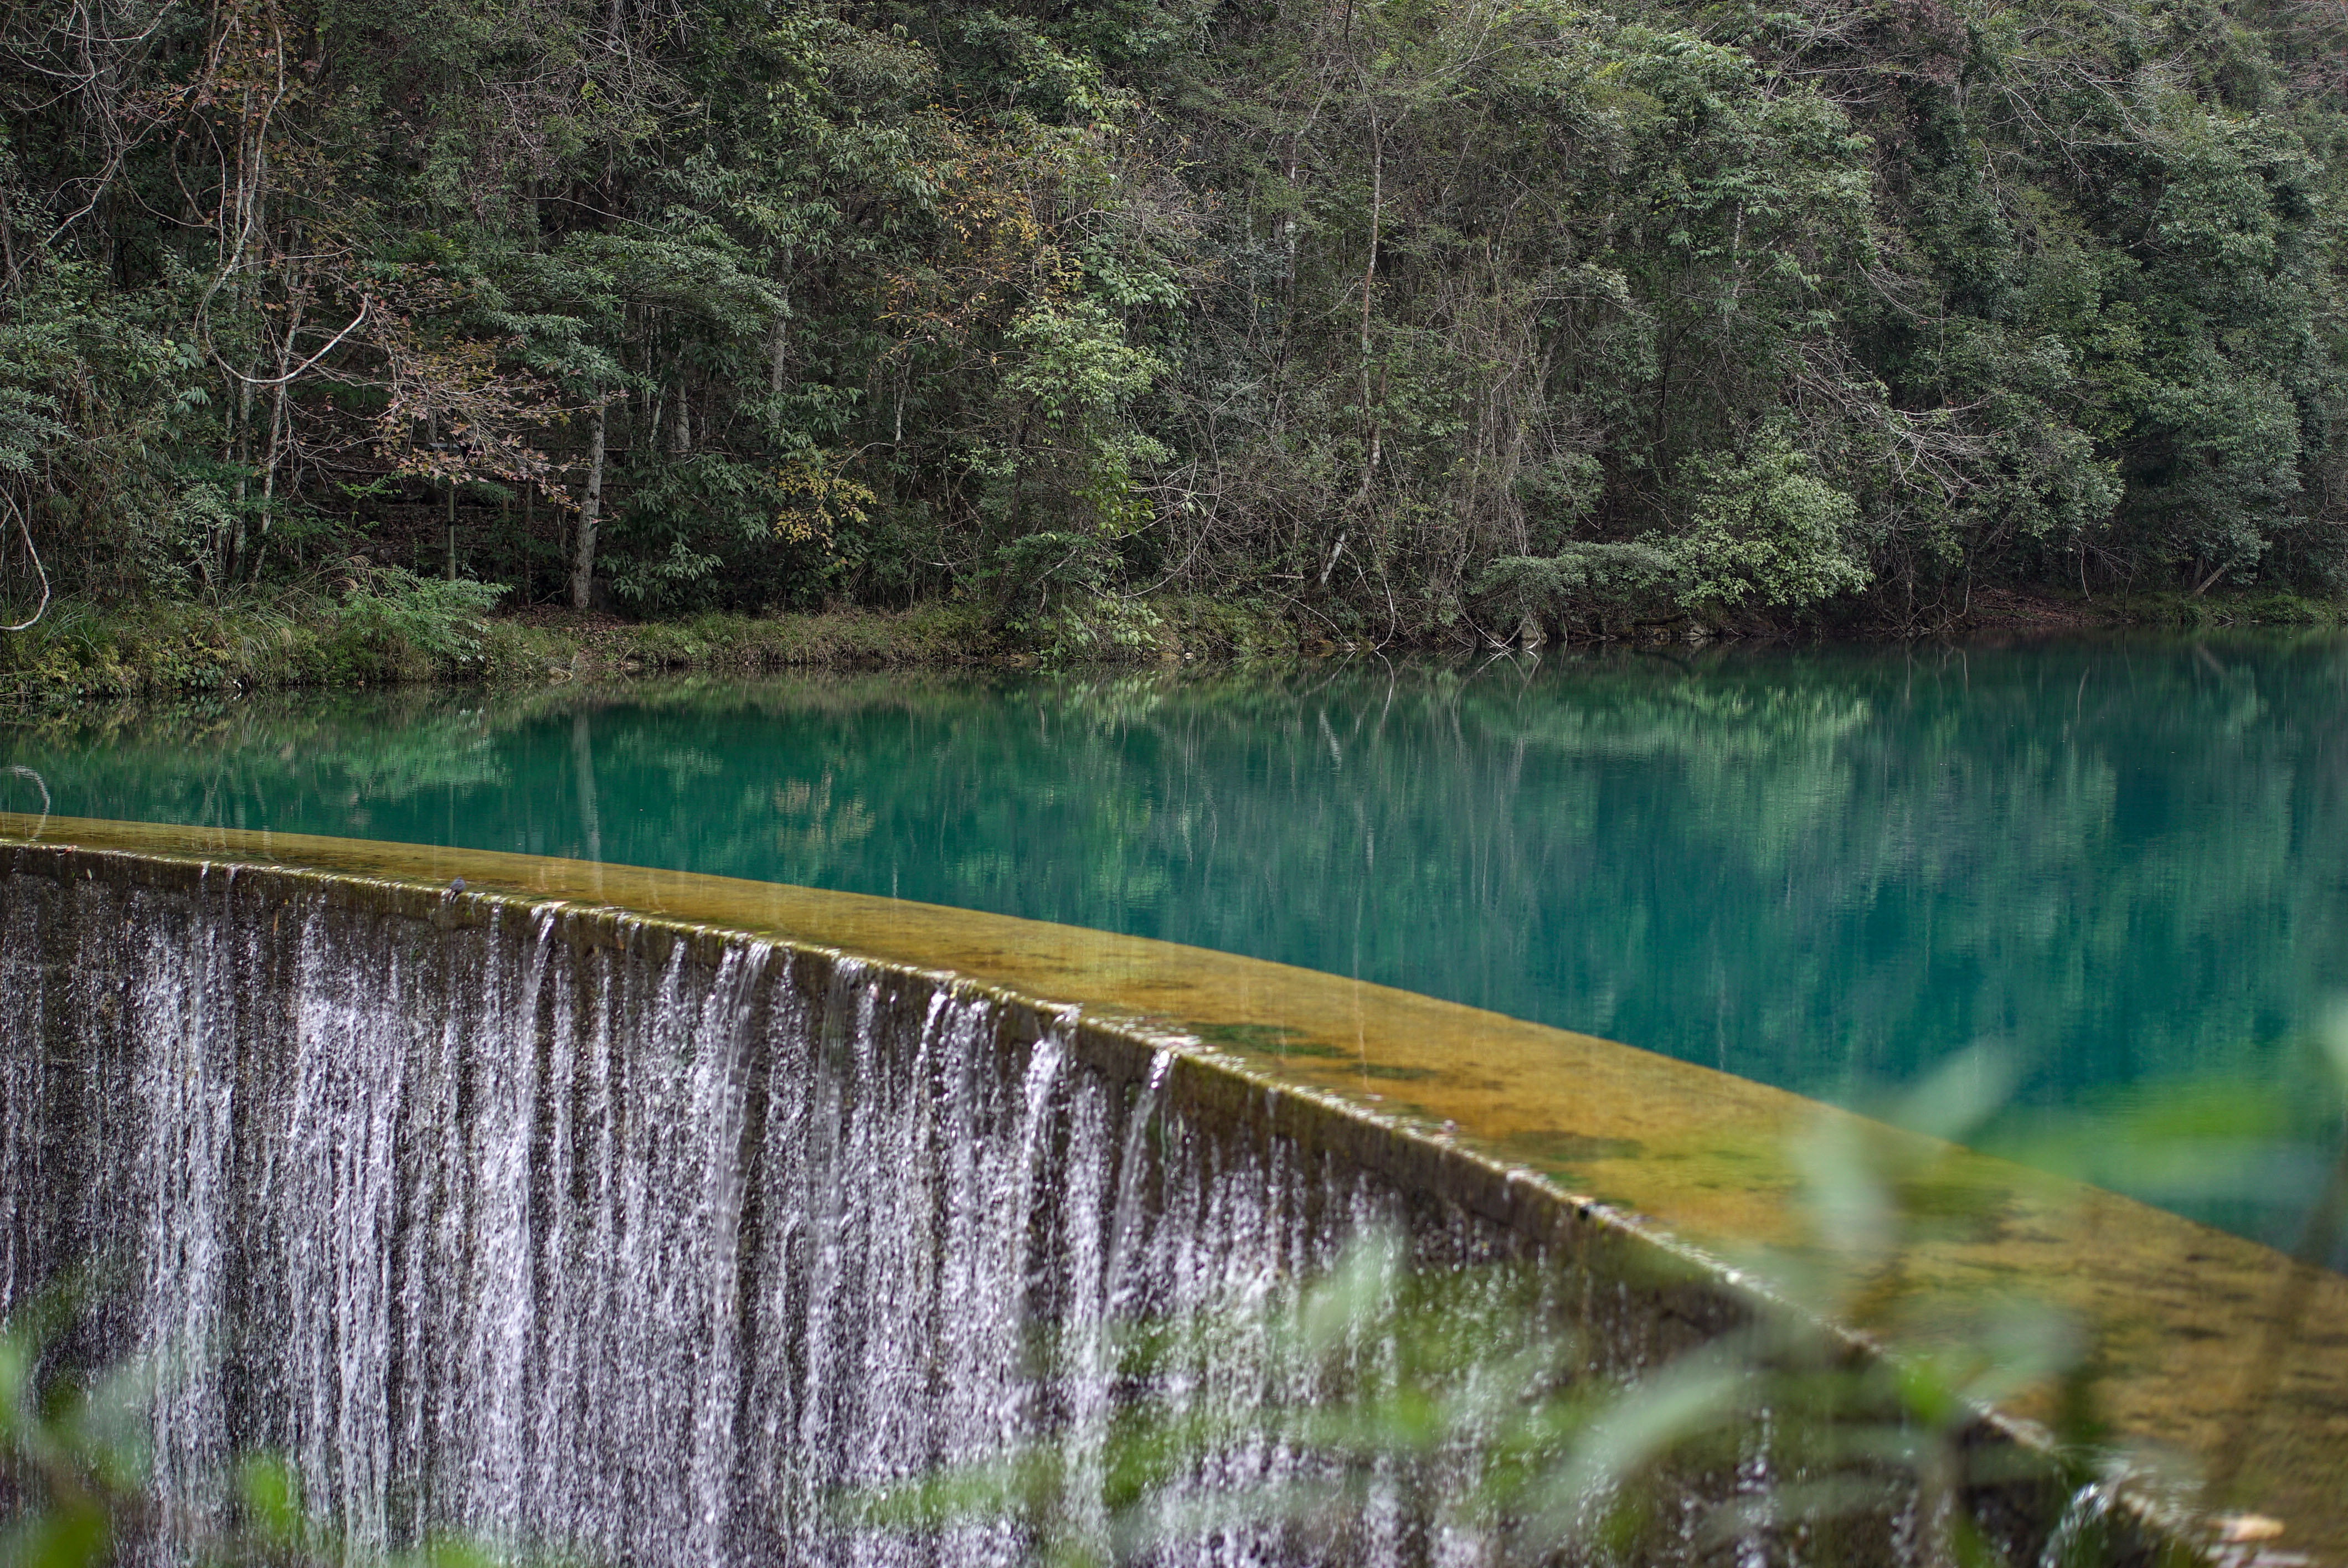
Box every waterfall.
[0,846,2128,1568]
[0,856,1560,1567]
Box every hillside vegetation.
[2,0,2344,645]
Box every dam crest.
[0,827,2286,1566]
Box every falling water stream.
[6,854,1713,1567]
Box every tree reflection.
[9,636,2347,1248]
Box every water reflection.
[9,635,2347,1249]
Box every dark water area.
[11,634,2347,1254]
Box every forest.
[2,0,2344,644]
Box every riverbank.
[0,580,2338,710]
[0,584,1305,709]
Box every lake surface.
[10,635,2346,1252]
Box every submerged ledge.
[1,813,2337,1563]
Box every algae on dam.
[0,835,1755,1566]
[0,820,2339,1563]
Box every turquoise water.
[9,636,2346,1249]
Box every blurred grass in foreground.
[851,1034,2348,1568]
[7,1032,2345,1568]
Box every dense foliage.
[2,0,2344,636]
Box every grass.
[2093,589,2348,628]
[1,575,2341,714]
[0,584,1308,711]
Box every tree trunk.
[570,403,607,610]
[445,478,458,580]
[1352,95,1385,531]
